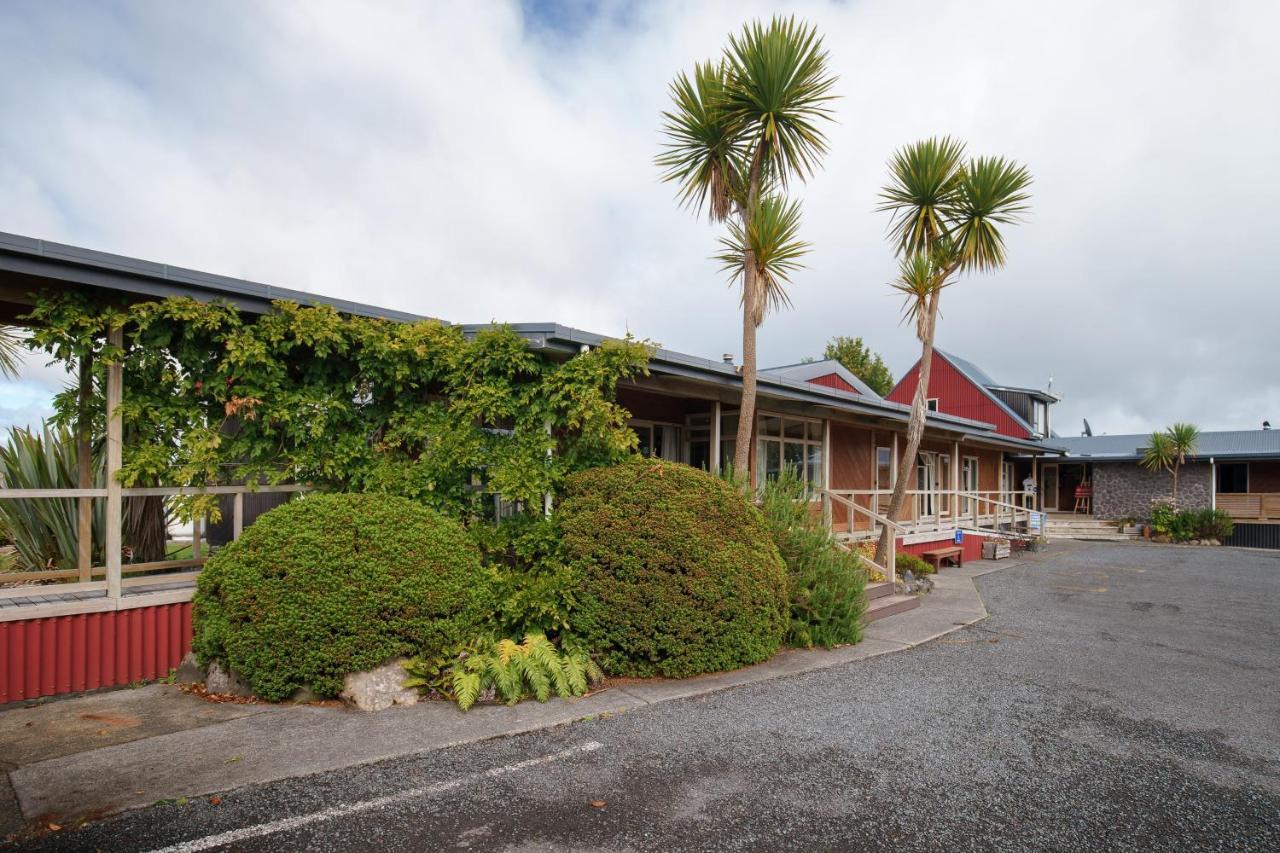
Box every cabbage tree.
[874,138,1032,565]
[658,16,836,474]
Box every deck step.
[866,581,895,601]
[863,592,920,624]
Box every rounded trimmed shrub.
[193,493,494,700]
[559,459,788,678]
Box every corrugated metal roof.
[474,323,1066,454]
[1055,430,1280,460]
[0,230,429,322]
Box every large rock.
[173,651,204,684]
[340,657,420,712]
[204,661,255,697]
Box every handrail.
[823,490,907,532]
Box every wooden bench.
[920,546,963,571]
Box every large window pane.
[784,441,804,480]
[760,416,782,437]
[807,421,824,442]
[760,440,782,481]
[807,444,823,488]
[783,419,805,439]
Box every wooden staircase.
[863,580,919,623]
[1044,515,1138,542]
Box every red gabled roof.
[887,352,1032,439]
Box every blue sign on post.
[954,529,963,544]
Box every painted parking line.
[146,741,604,853]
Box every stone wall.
[1092,462,1212,520]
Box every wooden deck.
[0,580,196,620]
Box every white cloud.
[1,0,1277,434]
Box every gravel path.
[14,542,1280,851]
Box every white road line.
[146,741,603,853]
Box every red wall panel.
[0,602,193,705]
[887,354,1030,439]
[808,373,858,394]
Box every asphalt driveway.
[14,542,1280,851]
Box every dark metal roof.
[1054,430,1280,461]
[469,323,1065,454]
[0,230,428,322]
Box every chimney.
[1265,420,1272,430]
[722,353,734,365]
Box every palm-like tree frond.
[949,156,1033,272]
[876,136,967,257]
[1166,422,1200,465]
[1140,431,1176,474]
[656,60,745,221]
[722,15,838,188]
[715,195,810,325]
[0,326,23,379]
[890,250,951,342]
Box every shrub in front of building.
[896,551,935,576]
[759,470,867,648]
[559,458,788,678]
[193,493,494,700]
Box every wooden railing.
[1217,493,1280,522]
[822,490,905,584]
[822,488,1038,545]
[0,483,306,599]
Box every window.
[876,447,892,491]
[1032,401,1048,437]
[757,414,823,490]
[1217,463,1248,494]
[939,454,951,515]
[631,420,681,462]
[926,398,939,412]
[686,413,712,471]
[719,413,738,472]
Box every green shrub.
[404,633,603,711]
[559,459,788,678]
[470,514,581,638]
[760,470,866,648]
[896,551,934,576]
[1149,501,1234,542]
[193,493,494,700]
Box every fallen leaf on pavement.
[47,823,61,832]
[589,800,606,809]
[209,796,222,806]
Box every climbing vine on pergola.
[22,292,652,522]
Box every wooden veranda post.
[76,351,94,581]
[104,327,123,600]
[952,439,961,529]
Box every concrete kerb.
[1,551,1037,830]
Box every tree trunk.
[125,495,168,563]
[875,295,940,567]
[732,266,757,476]
[1171,464,1179,506]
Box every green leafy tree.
[658,15,837,474]
[821,336,894,397]
[1141,423,1199,505]
[873,137,1032,566]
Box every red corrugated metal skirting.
[0,602,193,705]
[899,535,987,564]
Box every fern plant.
[403,633,603,712]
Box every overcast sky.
[2,0,1277,436]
